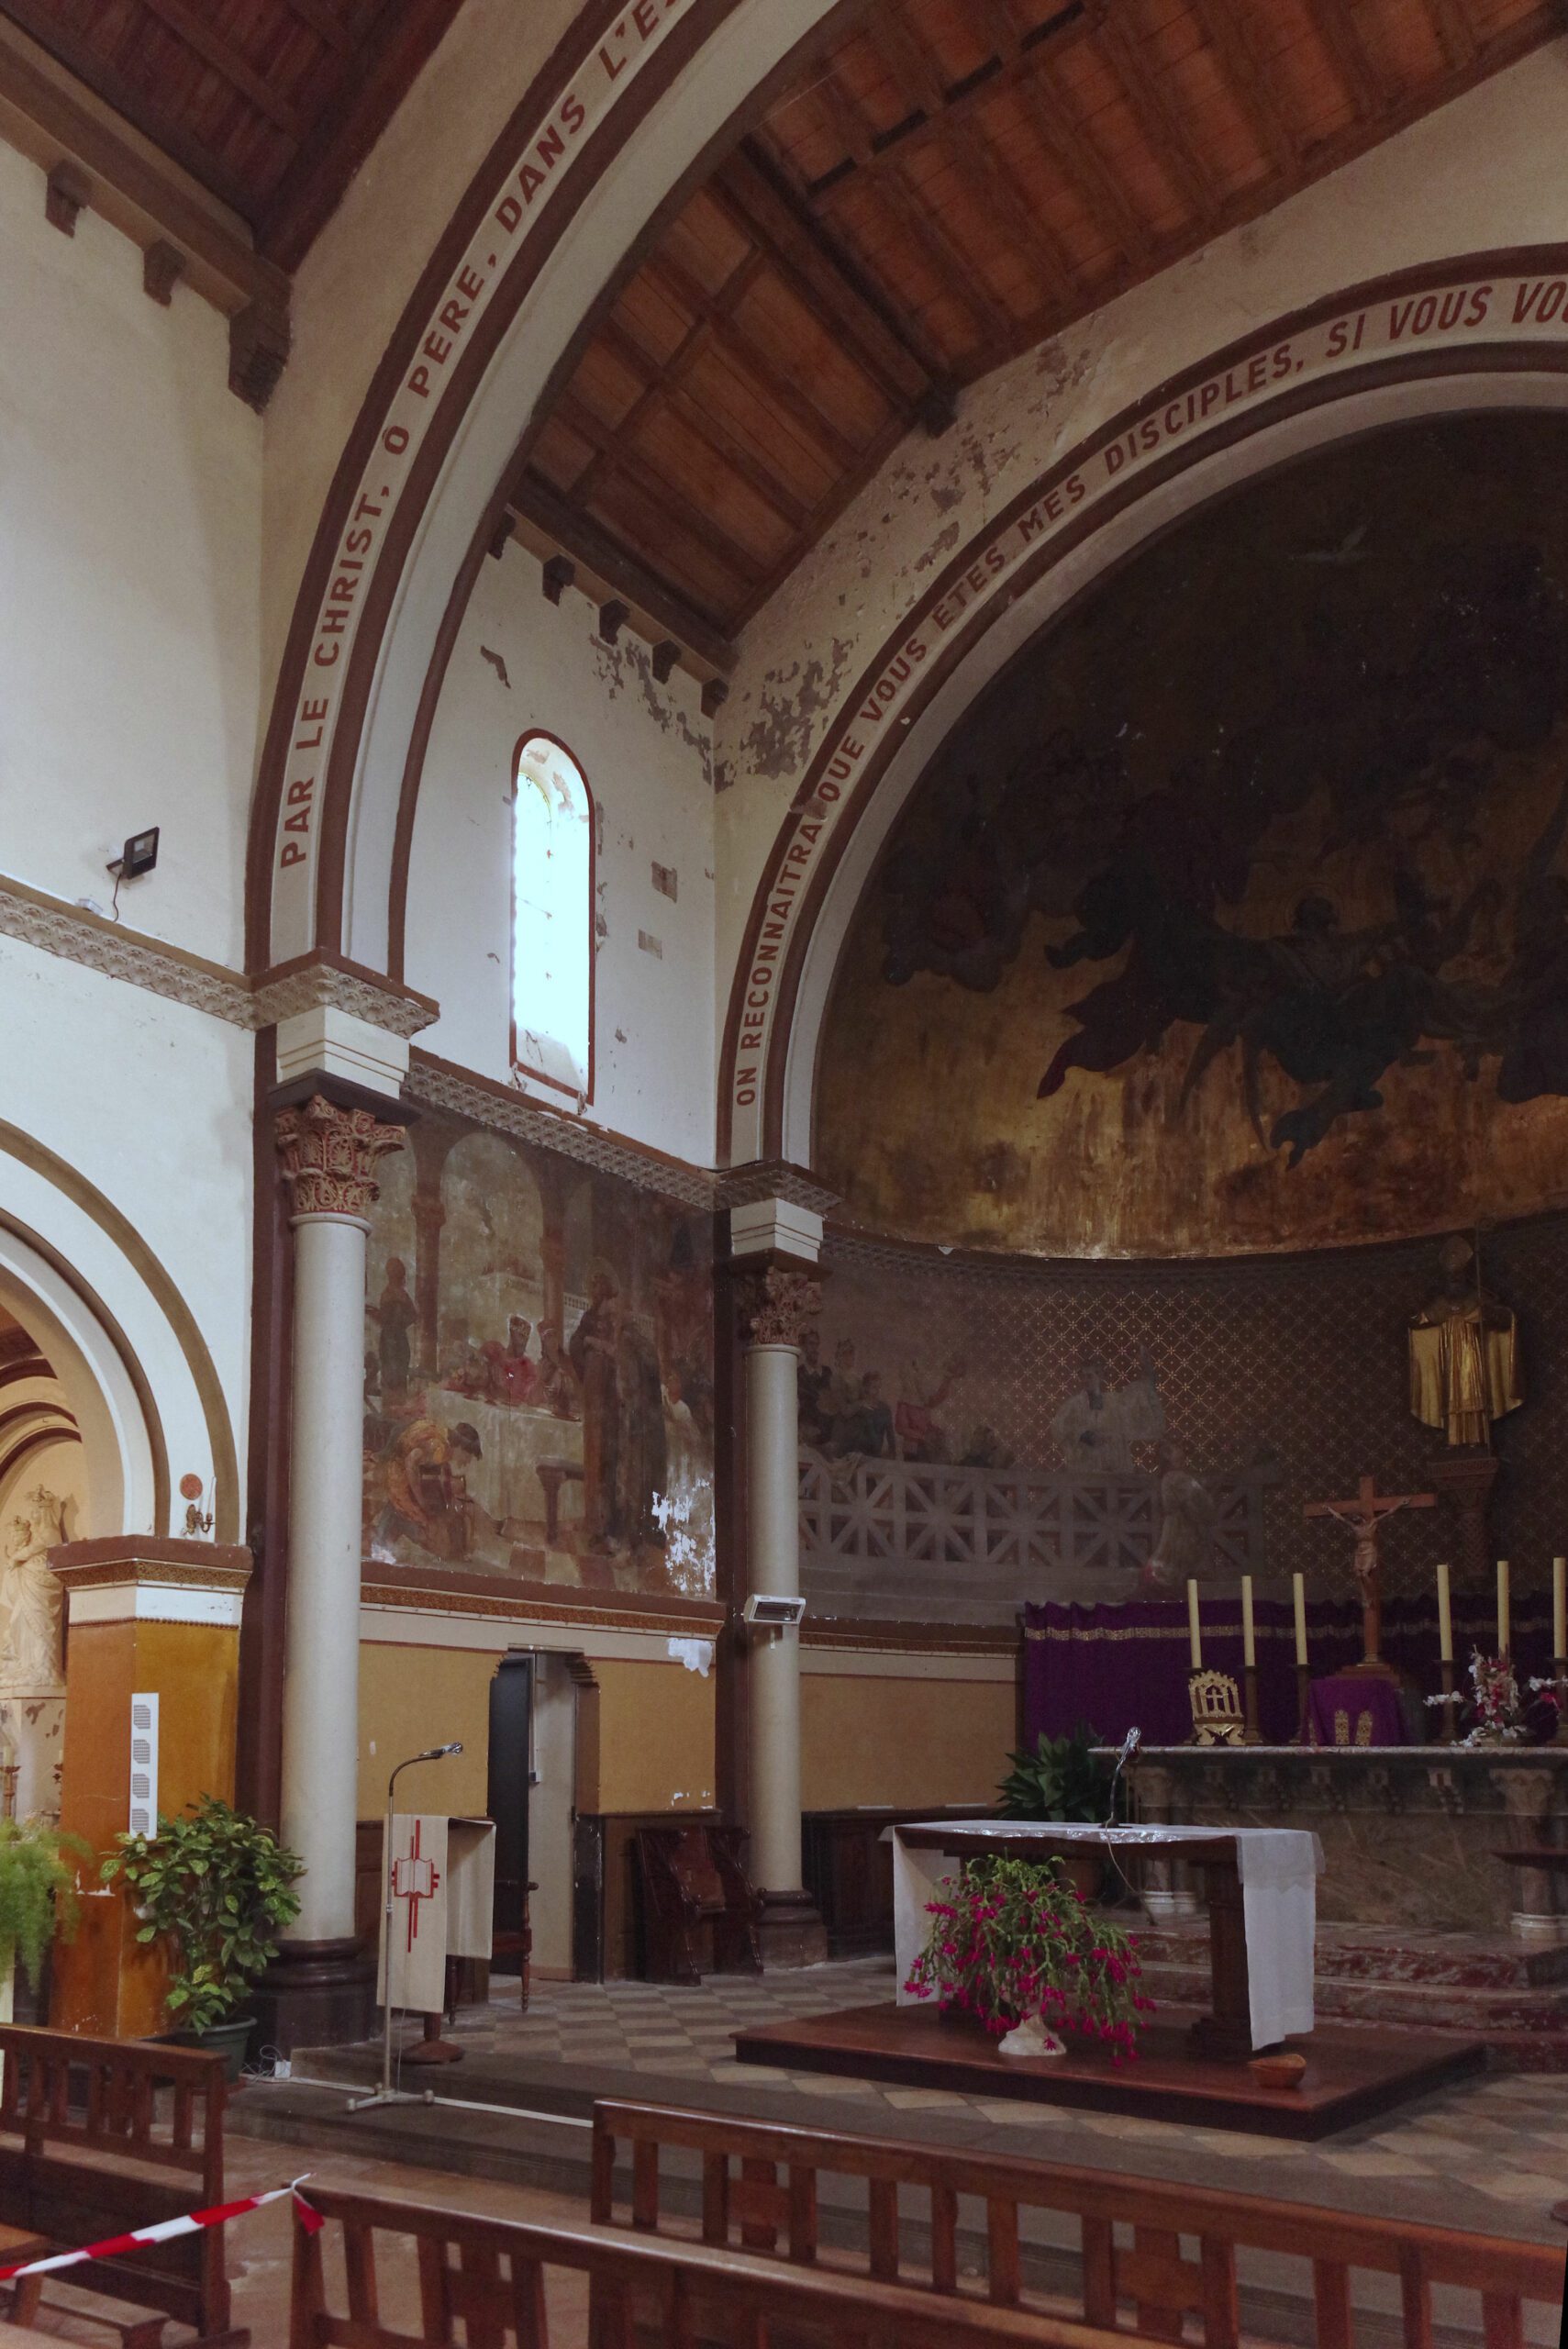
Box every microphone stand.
[350,1743,462,2113]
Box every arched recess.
[250,0,850,980]
[0,1128,242,1540]
[709,254,1568,1169]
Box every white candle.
[1187,1580,1203,1671]
[1496,1558,1510,1658]
[1554,1556,1566,1662]
[1436,1561,1452,1664]
[1241,1575,1256,1667]
[1292,1573,1307,1667]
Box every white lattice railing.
[797,1451,1270,1621]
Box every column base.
[755,1888,828,1970]
[250,1936,375,2057]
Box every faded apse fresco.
[816,414,1568,1255]
[361,1111,714,1596]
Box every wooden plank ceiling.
[517,0,1559,655]
[0,0,465,266]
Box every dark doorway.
[488,1653,532,1974]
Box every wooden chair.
[0,2023,245,2345]
[289,2180,1126,2347]
[633,1824,761,1983]
[590,2098,1563,2349]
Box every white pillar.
[746,1339,804,1898]
[276,1097,404,1946]
[734,1248,827,1967]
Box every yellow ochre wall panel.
[595,1659,715,1812]
[357,1644,494,1817]
[801,1674,1013,1811]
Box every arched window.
[511,732,595,1101]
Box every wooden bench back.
[290,2182,1133,2348]
[0,2023,232,2340]
[590,2099,1562,2349]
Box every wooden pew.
[589,2099,1562,2349]
[0,2023,245,2344]
[290,2183,1137,2347]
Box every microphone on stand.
[1106,1724,1141,1825]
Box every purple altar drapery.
[1021,1594,1558,1748]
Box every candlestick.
[1496,1557,1510,1658]
[1292,1572,1307,1668]
[1439,1657,1457,1744]
[1187,1579,1203,1671]
[1295,1661,1311,1744]
[1436,1560,1452,1664]
[1554,1556,1565,1662]
[1240,1575,1255,1668]
[1242,1663,1262,1745]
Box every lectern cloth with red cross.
[376,1813,449,2014]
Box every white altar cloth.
[886,1819,1323,2051]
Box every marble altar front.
[1127,1746,1568,1945]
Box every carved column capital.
[736,1264,821,1352]
[276,1094,404,1223]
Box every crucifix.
[1304,1473,1435,1674]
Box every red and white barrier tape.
[0,2174,321,2283]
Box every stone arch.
[249,0,848,980]
[0,1129,241,1539]
[713,254,1568,1168]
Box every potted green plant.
[0,1818,83,2019]
[101,1795,303,2080]
[997,1723,1123,1900]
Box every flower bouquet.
[904,1853,1152,2063]
[1426,1648,1526,1746]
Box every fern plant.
[0,1819,85,1987]
[101,1795,303,2034]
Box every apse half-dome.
[814,412,1568,1259]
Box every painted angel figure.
[0,1489,68,1695]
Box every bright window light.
[512,733,594,1098]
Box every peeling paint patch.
[736,639,855,783]
[480,645,510,687]
[914,518,962,573]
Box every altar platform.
[729,2002,1484,2141]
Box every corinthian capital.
[276,1095,404,1222]
[737,1264,821,1351]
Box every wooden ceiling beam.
[130,0,308,140]
[593,307,817,536]
[644,248,867,474]
[278,0,356,53]
[508,474,737,674]
[1083,0,1223,226]
[716,145,946,408]
[550,387,774,589]
[0,14,288,324]
[1303,0,1395,117]
[785,0,1096,195]
[254,0,467,264]
[1187,0,1300,176]
[980,0,1154,267]
[1423,0,1480,71]
[811,63,1014,349]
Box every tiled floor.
[279,1959,1568,2243]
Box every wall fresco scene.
[361,1108,715,1597]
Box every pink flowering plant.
[904,1854,1152,2059]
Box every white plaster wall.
[406,545,717,1163]
[0,141,261,968]
[262,0,581,693]
[0,934,252,1520]
[714,35,1568,1037]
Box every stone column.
[736,1257,828,1967]
[267,1097,404,2043]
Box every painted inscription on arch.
[270,0,702,961]
[725,260,1568,1163]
